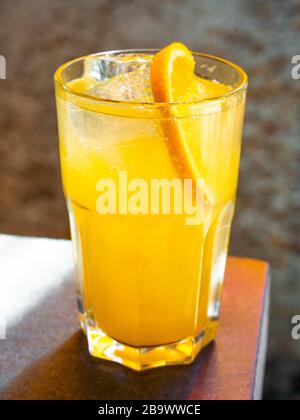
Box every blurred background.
[0,0,299,399]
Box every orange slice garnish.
[151,42,196,104]
[150,42,203,186]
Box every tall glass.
[55,50,247,370]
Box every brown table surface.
[0,236,270,400]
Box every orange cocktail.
[55,44,247,370]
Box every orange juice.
[55,46,247,370]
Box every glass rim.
[54,48,248,108]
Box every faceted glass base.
[82,318,218,371]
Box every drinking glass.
[55,50,247,370]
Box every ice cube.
[65,55,155,155]
[85,54,150,81]
[89,69,153,103]
[84,55,154,103]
